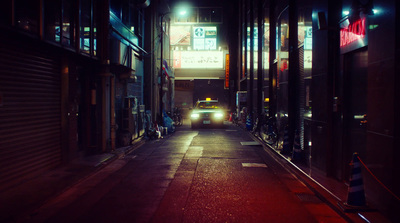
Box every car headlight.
[213,112,224,119]
[191,113,200,119]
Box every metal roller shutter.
[0,39,61,190]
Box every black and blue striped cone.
[246,115,252,130]
[338,153,374,212]
[291,130,302,161]
[281,127,290,154]
[346,153,366,206]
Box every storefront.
[237,0,400,220]
[337,1,399,218]
[0,33,62,190]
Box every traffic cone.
[339,153,374,212]
[246,115,252,130]
[291,129,302,161]
[281,126,291,154]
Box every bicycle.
[172,107,183,126]
[253,113,278,146]
[231,110,240,126]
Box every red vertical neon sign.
[225,54,230,89]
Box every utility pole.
[159,13,165,125]
[159,12,170,125]
[257,0,264,116]
[288,0,300,157]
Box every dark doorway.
[342,47,368,181]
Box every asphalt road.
[29,121,346,223]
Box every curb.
[247,129,390,223]
[246,130,362,223]
[112,137,146,159]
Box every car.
[190,98,225,128]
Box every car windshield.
[196,101,220,109]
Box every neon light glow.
[340,18,366,47]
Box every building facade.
[234,0,400,221]
[170,2,231,113]
[0,0,171,191]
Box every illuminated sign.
[340,17,368,53]
[170,26,191,45]
[193,27,217,50]
[304,51,312,69]
[247,27,258,49]
[173,51,224,69]
[225,54,230,89]
[340,18,365,46]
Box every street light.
[179,10,187,16]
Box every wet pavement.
[0,121,390,223]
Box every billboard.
[340,17,368,54]
[170,26,191,45]
[173,51,224,69]
[193,26,217,50]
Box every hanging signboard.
[340,16,368,54]
[193,26,217,50]
[173,51,224,69]
[170,26,191,45]
[225,54,230,89]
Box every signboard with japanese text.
[193,26,217,50]
[225,54,230,89]
[175,80,194,91]
[173,51,224,69]
[304,51,312,69]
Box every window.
[0,0,12,25]
[136,10,144,38]
[210,8,222,23]
[110,0,122,19]
[15,0,40,34]
[80,0,91,54]
[198,8,222,23]
[93,1,98,56]
[44,0,61,42]
[62,0,75,47]
[122,0,130,27]
[199,8,210,23]
[175,8,198,23]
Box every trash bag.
[163,110,175,133]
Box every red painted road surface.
[26,123,346,223]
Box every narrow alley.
[23,122,347,223]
